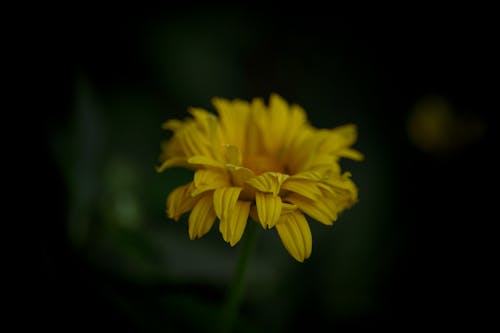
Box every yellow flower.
[158,94,363,262]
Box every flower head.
[158,94,363,262]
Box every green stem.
[220,221,259,333]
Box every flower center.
[243,154,285,175]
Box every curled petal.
[276,211,312,262]
[226,165,255,187]
[192,169,230,196]
[281,178,322,200]
[255,192,282,229]
[219,200,251,246]
[161,119,183,131]
[167,183,196,221]
[246,172,289,195]
[213,187,242,220]
[338,148,364,161]
[156,157,187,172]
[188,193,216,239]
[286,192,337,225]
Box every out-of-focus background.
[32,4,495,332]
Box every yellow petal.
[316,124,359,156]
[161,119,183,131]
[316,161,341,175]
[188,107,215,131]
[262,93,289,153]
[255,192,282,229]
[300,153,336,172]
[286,193,337,225]
[219,200,251,246]
[167,183,196,221]
[188,193,216,240]
[281,103,307,149]
[224,144,242,166]
[290,170,327,181]
[160,139,184,162]
[192,169,230,196]
[281,178,322,200]
[213,187,242,220]
[281,202,298,214]
[156,157,187,172]
[285,126,314,172]
[325,172,359,202]
[245,98,266,155]
[194,168,229,188]
[178,125,211,157]
[187,155,224,168]
[212,98,250,149]
[226,165,255,187]
[245,172,289,195]
[331,124,358,146]
[327,185,358,211]
[276,211,312,262]
[189,107,223,160]
[338,148,364,161]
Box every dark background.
[29,4,495,332]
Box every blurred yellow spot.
[407,96,485,154]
